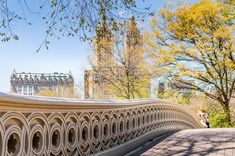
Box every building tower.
[84,16,114,99]
[84,16,151,99]
[124,16,150,98]
[124,16,144,67]
[94,15,114,68]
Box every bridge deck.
[141,128,235,156]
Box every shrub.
[209,112,233,128]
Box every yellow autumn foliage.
[145,0,235,125]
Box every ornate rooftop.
[11,71,74,82]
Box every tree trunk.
[222,103,232,126]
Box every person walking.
[205,117,210,128]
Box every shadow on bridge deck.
[128,128,235,156]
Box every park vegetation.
[37,86,80,98]
[145,0,235,125]
[1,0,234,126]
[89,20,151,99]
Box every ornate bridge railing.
[0,92,202,156]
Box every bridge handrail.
[0,92,202,156]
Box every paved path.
[141,128,235,156]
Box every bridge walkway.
[139,128,235,156]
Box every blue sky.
[0,0,179,94]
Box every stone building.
[124,16,144,67]
[157,80,194,98]
[85,15,115,99]
[10,71,74,96]
[84,16,150,99]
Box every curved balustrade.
[0,92,202,156]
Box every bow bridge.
[0,92,202,156]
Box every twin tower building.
[84,16,150,99]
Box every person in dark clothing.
[205,118,210,128]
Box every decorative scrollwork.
[0,93,202,156]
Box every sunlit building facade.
[84,16,150,99]
[10,71,74,96]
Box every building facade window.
[10,72,74,96]
[23,86,28,95]
[28,86,33,95]
[17,86,22,94]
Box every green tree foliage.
[90,20,151,99]
[221,0,235,18]
[37,86,80,98]
[157,89,191,105]
[145,0,235,126]
[210,112,233,128]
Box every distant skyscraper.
[84,15,115,99]
[94,15,114,68]
[10,71,74,96]
[124,16,144,67]
[84,16,150,99]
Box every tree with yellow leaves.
[37,86,80,98]
[89,17,151,99]
[145,0,235,125]
[221,0,235,21]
